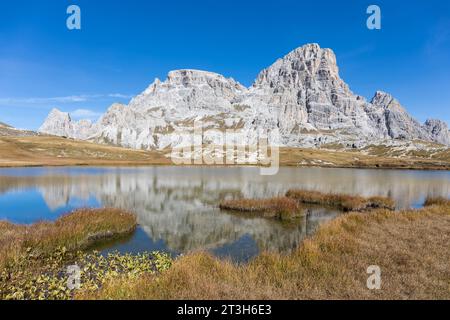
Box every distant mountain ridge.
[0,121,12,128]
[39,43,450,149]
[0,121,37,137]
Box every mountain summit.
[39,44,450,149]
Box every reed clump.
[285,189,395,211]
[424,196,450,207]
[219,197,303,220]
[0,208,137,270]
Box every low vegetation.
[424,196,450,207]
[219,197,302,220]
[0,135,170,167]
[0,249,171,300]
[279,147,450,170]
[2,196,449,300]
[0,208,137,270]
[0,208,172,300]
[285,189,395,211]
[0,135,449,170]
[79,203,450,300]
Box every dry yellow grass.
[0,208,137,270]
[219,197,302,220]
[0,135,170,167]
[0,135,449,170]
[78,203,450,300]
[285,189,395,211]
[424,196,450,207]
[279,147,450,170]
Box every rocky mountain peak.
[38,43,450,149]
[49,108,71,120]
[128,69,246,117]
[166,69,234,85]
[39,108,96,140]
[371,91,398,109]
[39,108,72,137]
[253,43,346,93]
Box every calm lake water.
[0,166,449,262]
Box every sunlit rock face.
[39,108,96,140]
[423,119,450,145]
[366,91,431,141]
[38,44,450,149]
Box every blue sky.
[0,0,449,130]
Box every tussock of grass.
[219,197,302,220]
[424,196,450,207]
[285,189,395,211]
[0,208,175,300]
[79,203,450,300]
[0,208,137,270]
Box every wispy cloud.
[107,93,134,99]
[0,93,134,107]
[70,109,103,121]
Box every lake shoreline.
[1,136,449,171]
[79,201,450,300]
[1,185,449,299]
[1,161,450,171]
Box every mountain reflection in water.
[0,166,449,262]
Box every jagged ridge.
[39,43,450,149]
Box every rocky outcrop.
[423,119,450,145]
[39,108,96,140]
[39,109,72,137]
[38,44,450,149]
[366,91,431,141]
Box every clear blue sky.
[0,0,449,130]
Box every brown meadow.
[79,201,450,300]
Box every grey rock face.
[39,108,72,137]
[39,108,96,140]
[423,119,450,145]
[367,91,431,141]
[38,44,450,149]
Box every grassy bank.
[0,135,170,167]
[286,189,395,211]
[219,197,302,220]
[0,209,172,300]
[79,202,450,300]
[1,135,449,170]
[279,147,450,170]
[0,208,137,269]
[424,196,450,207]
